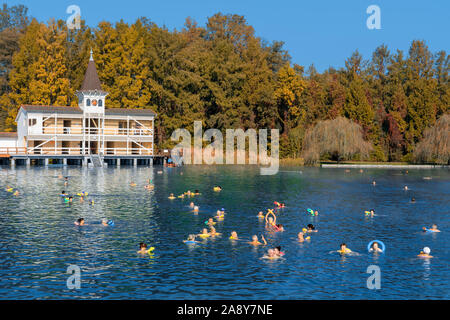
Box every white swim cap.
[423,247,431,254]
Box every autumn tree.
[302,117,372,163]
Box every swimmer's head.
[252,235,258,242]
[423,247,431,255]
[210,226,216,233]
[140,242,147,250]
[370,209,375,214]
[307,224,315,230]
[268,217,274,223]
[274,246,281,254]
[267,249,275,257]
[372,242,379,249]
[231,231,238,238]
[340,243,347,250]
[190,202,194,207]
[202,228,208,234]
[194,206,199,211]
[298,232,304,238]
[77,218,85,225]
[432,224,437,229]
[188,234,195,241]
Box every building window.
[28,118,37,126]
[86,99,91,106]
[98,99,103,107]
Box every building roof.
[0,132,18,138]
[105,108,156,116]
[80,51,103,91]
[19,105,156,117]
[21,105,83,114]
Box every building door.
[90,141,98,154]
[62,141,69,154]
[106,141,114,155]
[131,142,139,155]
[33,141,42,154]
[63,120,71,134]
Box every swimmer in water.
[75,218,86,226]
[306,224,317,233]
[130,182,137,187]
[369,241,383,253]
[209,226,221,237]
[194,189,200,195]
[257,211,264,218]
[168,193,176,200]
[404,185,408,190]
[418,247,433,258]
[262,248,279,260]
[365,209,375,217]
[249,235,267,246]
[60,190,67,196]
[13,190,20,196]
[215,210,224,220]
[193,206,199,213]
[185,190,192,197]
[206,218,216,226]
[89,199,94,205]
[229,231,238,240]
[276,224,285,232]
[183,234,198,243]
[372,181,376,186]
[137,242,150,254]
[423,224,441,232]
[274,246,284,256]
[298,232,310,242]
[189,202,194,208]
[411,197,416,203]
[338,243,352,254]
[198,228,210,238]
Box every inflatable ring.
[198,234,210,238]
[184,240,196,244]
[424,229,438,233]
[367,240,385,253]
[147,247,155,253]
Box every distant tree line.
[0,3,448,163]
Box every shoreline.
[321,164,448,169]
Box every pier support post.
[117,158,121,167]
[44,158,49,166]
[133,158,137,167]
[26,158,30,167]
[150,158,153,166]
[82,158,87,167]
[63,158,67,166]
[11,158,15,167]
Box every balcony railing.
[1,147,153,156]
[28,127,153,136]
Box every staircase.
[89,154,104,168]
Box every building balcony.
[27,127,154,137]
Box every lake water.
[0,165,449,299]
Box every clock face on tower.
[92,99,98,106]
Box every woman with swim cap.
[418,247,433,258]
[229,231,238,240]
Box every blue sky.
[5,0,449,72]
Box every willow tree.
[413,114,450,164]
[302,117,372,163]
